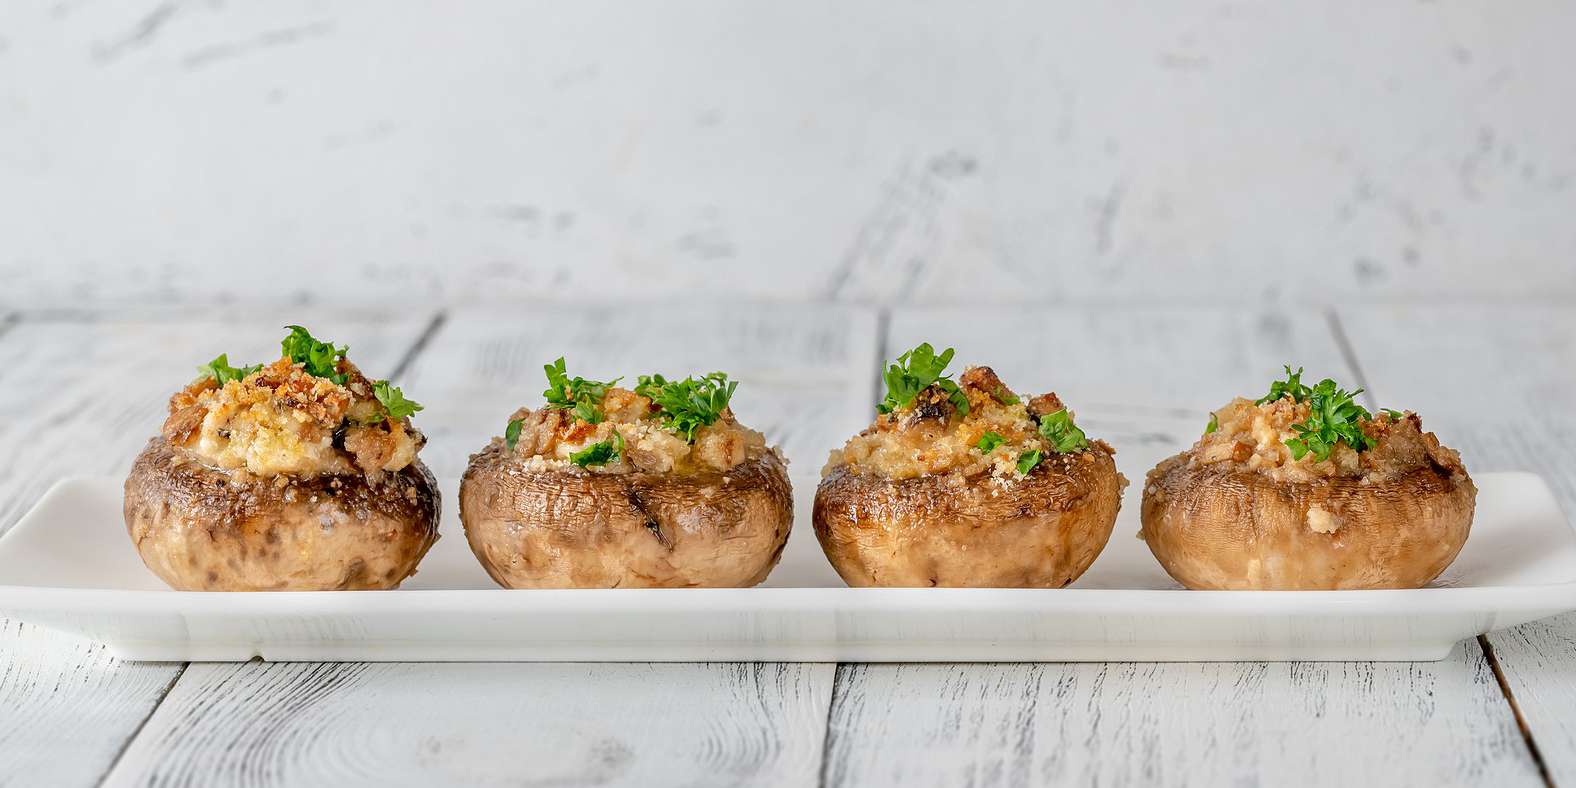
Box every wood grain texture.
[826,643,1538,788]
[105,662,833,788]
[0,620,181,788]
[105,303,878,785]
[1339,303,1576,785]
[0,310,430,787]
[4,3,1576,306]
[813,305,1543,787]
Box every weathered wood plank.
[0,310,431,787]
[1339,303,1576,785]
[106,303,877,785]
[815,305,1541,788]
[826,644,1534,788]
[108,662,832,788]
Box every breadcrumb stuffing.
[824,365,1105,481]
[1190,397,1462,483]
[163,357,424,480]
[498,385,768,475]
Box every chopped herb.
[1256,365,1311,405]
[976,431,1006,453]
[1205,412,1218,435]
[543,357,620,424]
[505,418,524,450]
[877,342,969,417]
[1038,410,1089,453]
[570,431,624,468]
[993,388,1020,405]
[372,380,422,421]
[1016,449,1042,475]
[635,372,738,442]
[1382,408,1405,420]
[197,353,260,386]
[1284,378,1374,462]
[281,325,348,384]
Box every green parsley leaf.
[570,431,624,468]
[994,388,1020,405]
[543,357,620,425]
[1038,409,1089,453]
[281,325,349,384]
[197,353,260,386]
[1382,408,1405,420]
[1284,377,1374,462]
[976,431,1006,453]
[877,342,969,417]
[634,372,738,443]
[1016,449,1042,475]
[505,418,524,450]
[372,380,423,421]
[1256,365,1311,405]
[1205,412,1218,435]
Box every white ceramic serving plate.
[1,473,1573,662]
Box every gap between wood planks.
[818,308,890,788]
[1326,307,1555,788]
[88,309,449,786]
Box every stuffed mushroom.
[124,326,440,591]
[459,359,792,588]
[1141,366,1476,590]
[814,343,1125,588]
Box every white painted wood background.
[2,2,1575,307]
[3,2,1576,786]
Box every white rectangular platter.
[1,472,1573,662]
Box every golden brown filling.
[825,360,1107,481]
[495,362,768,475]
[162,330,423,481]
[1188,396,1459,483]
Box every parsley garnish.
[505,418,524,450]
[197,354,260,386]
[570,431,623,468]
[372,380,422,421]
[1016,449,1042,475]
[1283,378,1374,462]
[1038,410,1089,453]
[1382,408,1405,420]
[1256,365,1310,405]
[1254,365,1393,462]
[1205,412,1218,435]
[635,372,738,442]
[994,389,1020,405]
[877,343,969,417]
[281,325,348,384]
[976,432,1006,453]
[543,357,620,424]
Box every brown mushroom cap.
[458,443,793,588]
[1140,454,1476,590]
[812,446,1124,588]
[124,438,441,591]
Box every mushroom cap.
[1140,454,1476,590]
[123,438,441,591]
[458,444,793,588]
[812,447,1124,587]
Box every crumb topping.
[1186,396,1462,483]
[824,363,1109,481]
[163,348,424,481]
[495,384,768,475]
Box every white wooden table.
[0,302,1571,787]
